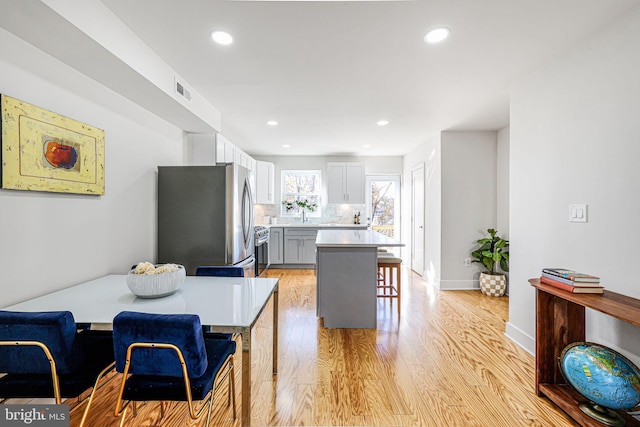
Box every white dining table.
[2,274,279,427]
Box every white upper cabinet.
[344,163,365,203]
[327,162,365,204]
[215,134,256,170]
[255,160,275,204]
[248,157,257,173]
[215,133,235,164]
[247,157,257,201]
[235,149,254,170]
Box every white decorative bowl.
[126,265,186,298]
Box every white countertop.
[315,229,404,247]
[259,223,369,229]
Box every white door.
[366,175,401,253]
[411,165,425,275]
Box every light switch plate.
[569,204,588,223]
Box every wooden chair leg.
[396,263,401,315]
[376,261,401,315]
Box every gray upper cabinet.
[327,162,365,204]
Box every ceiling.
[13,1,640,157]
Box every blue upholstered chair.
[195,266,245,277]
[112,311,236,427]
[0,310,115,427]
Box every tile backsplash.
[255,203,367,225]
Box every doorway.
[366,175,401,253]
[411,165,425,275]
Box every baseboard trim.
[269,265,315,269]
[505,321,534,356]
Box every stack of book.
[540,268,603,294]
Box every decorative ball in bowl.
[126,262,186,298]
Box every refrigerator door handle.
[241,176,254,250]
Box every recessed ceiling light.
[424,27,450,44]
[210,31,233,45]
[282,144,290,148]
[377,120,389,126]
[363,144,371,148]
[267,120,278,126]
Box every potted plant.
[471,228,509,296]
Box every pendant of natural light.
[210,31,233,45]
[424,27,450,44]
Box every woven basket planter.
[479,272,507,297]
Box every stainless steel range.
[255,226,270,277]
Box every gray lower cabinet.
[284,228,318,264]
[269,227,283,264]
[284,236,302,263]
[316,245,377,328]
[301,236,316,263]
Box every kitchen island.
[315,229,404,328]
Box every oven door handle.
[255,239,271,277]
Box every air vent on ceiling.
[174,76,192,103]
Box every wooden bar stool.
[377,249,389,282]
[377,255,401,314]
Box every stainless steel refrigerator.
[157,164,255,276]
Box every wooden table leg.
[535,289,585,396]
[273,285,279,374]
[240,285,278,427]
[241,326,251,427]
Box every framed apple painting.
[0,95,105,195]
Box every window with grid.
[281,170,321,217]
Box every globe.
[561,342,640,426]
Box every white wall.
[0,28,184,306]
[440,131,497,289]
[508,6,640,361]
[497,127,510,293]
[497,126,510,240]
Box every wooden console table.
[530,278,640,426]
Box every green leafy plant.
[471,228,509,275]
[282,199,317,212]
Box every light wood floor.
[60,268,576,426]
